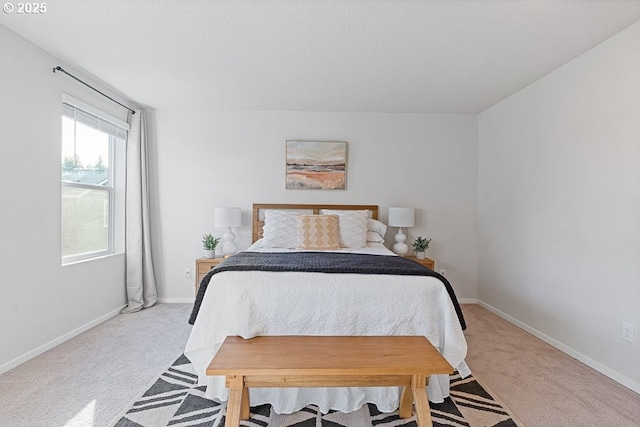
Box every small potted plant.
[412,236,432,260]
[202,233,220,259]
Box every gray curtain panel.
[122,109,158,313]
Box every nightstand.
[195,257,223,294]
[405,255,435,270]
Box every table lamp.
[388,207,414,255]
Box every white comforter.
[184,244,469,414]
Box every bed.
[184,203,469,415]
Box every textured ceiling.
[1,0,639,113]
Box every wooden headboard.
[252,203,379,243]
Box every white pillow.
[367,218,387,238]
[320,209,371,218]
[320,209,368,248]
[366,231,385,243]
[262,210,299,248]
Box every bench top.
[206,336,453,377]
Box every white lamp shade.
[388,207,415,228]
[214,207,242,228]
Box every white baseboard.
[477,300,640,395]
[458,298,477,304]
[0,304,126,375]
[158,297,195,303]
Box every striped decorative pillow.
[296,215,341,250]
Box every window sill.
[62,252,124,267]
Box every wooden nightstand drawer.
[195,257,223,294]
[405,255,435,270]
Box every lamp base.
[392,228,409,256]
[221,228,237,257]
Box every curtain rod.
[53,66,136,115]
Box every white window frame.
[61,95,129,265]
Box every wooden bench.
[206,335,453,427]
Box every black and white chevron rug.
[112,354,521,427]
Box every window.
[61,96,128,264]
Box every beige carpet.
[1,303,639,427]
[0,303,193,427]
[463,304,640,427]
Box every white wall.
[478,22,640,391]
[0,25,132,373]
[151,110,478,302]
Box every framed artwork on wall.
[286,140,347,190]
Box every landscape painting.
[286,140,347,190]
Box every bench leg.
[399,385,413,418]
[240,387,250,420]
[225,375,244,427]
[412,374,432,427]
